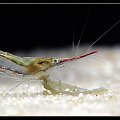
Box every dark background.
[0,4,120,52]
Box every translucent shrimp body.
[0,50,108,96]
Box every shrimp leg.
[40,75,108,96]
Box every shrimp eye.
[52,59,60,64]
[54,60,57,63]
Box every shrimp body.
[0,50,106,96]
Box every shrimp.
[0,20,120,96]
[0,50,103,96]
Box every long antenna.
[72,23,75,54]
[80,20,120,56]
[73,8,91,56]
